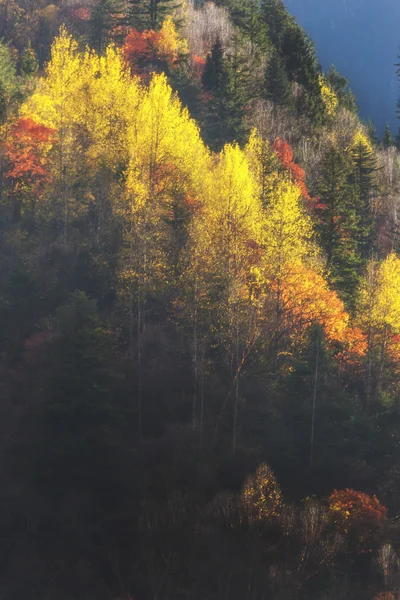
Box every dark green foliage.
[0,42,18,123]
[20,42,38,76]
[228,0,269,52]
[316,146,362,308]
[325,64,358,113]
[128,0,182,30]
[36,13,54,66]
[348,138,378,259]
[0,41,17,92]
[202,40,248,149]
[264,50,290,107]
[279,22,326,124]
[366,117,379,146]
[281,22,318,88]
[382,122,394,148]
[261,0,291,52]
[0,84,7,124]
[87,0,126,54]
[202,37,225,92]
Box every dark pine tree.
[0,84,6,124]
[88,0,126,54]
[264,50,291,128]
[202,41,248,150]
[382,123,394,149]
[229,0,269,53]
[129,0,182,31]
[366,118,379,146]
[20,42,39,76]
[348,135,378,259]
[261,0,291,53]
[325,64,357,113]
[316,146,362,308]
[202,38,225,92]
[280,22,326,125]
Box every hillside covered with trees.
[2,0,400,598]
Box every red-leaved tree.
[329,488,387,552]
[6,117,55,218]
[272,137,311,201]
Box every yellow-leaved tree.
[246,132,349,371]
[184,143,265,450]
[155,16,188,65]
[21,29,141,239]
[356,253,400,406]
[120,73,209,440]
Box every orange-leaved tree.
[329,488,387,552]
[6,117,55,219]
[272,137,311,201]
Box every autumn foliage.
[272,137,311,201]
[242,463,283,524]
[329,488,387,549]
[6,117,55,191]
[123,16,187,75]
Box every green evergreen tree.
[261,0,291,52]
[316,146,362,307]
[88,0,126,54]
[264,50,291,128]
[0,41,16,91]
[202,38,225,92]
[280,22,326,125]
[129,0,182,31]
[0,41,17,123]
[366,118,378,146]
[348,136,378,259]
[202,43,248,150]
[20,42,38,76]
[228,0,269,52]
[325,64,357,113]
[382,123,394,149]
[0,84,6,124]
[28,292,125,493]
[281,23,318,88]
[264,51,290,105]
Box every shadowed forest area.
[2,0,400,598]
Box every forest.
[1,0,400,598]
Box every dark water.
[284,0,400,135]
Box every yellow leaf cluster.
[242,463,282,524]
[358,253,400,333]
[349,129,374,156]
[155,16,189,63]
[319,75,338,118]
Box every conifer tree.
[261,0,291,52]
[348,132,378,259]
[229,0,268,52]
[366,118,378,146]
[20,42,38,76]
[264,50,291,126]
[325,65,357,112]
[202,38,224,92]
[316,146,361,307]
[280,22,326,125]
[202,41,248,150]
[88,0,126,54]
[281,23,317,88]
[382,123,394,149]
[129,0,182,31]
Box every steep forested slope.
[1,1,400,599]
